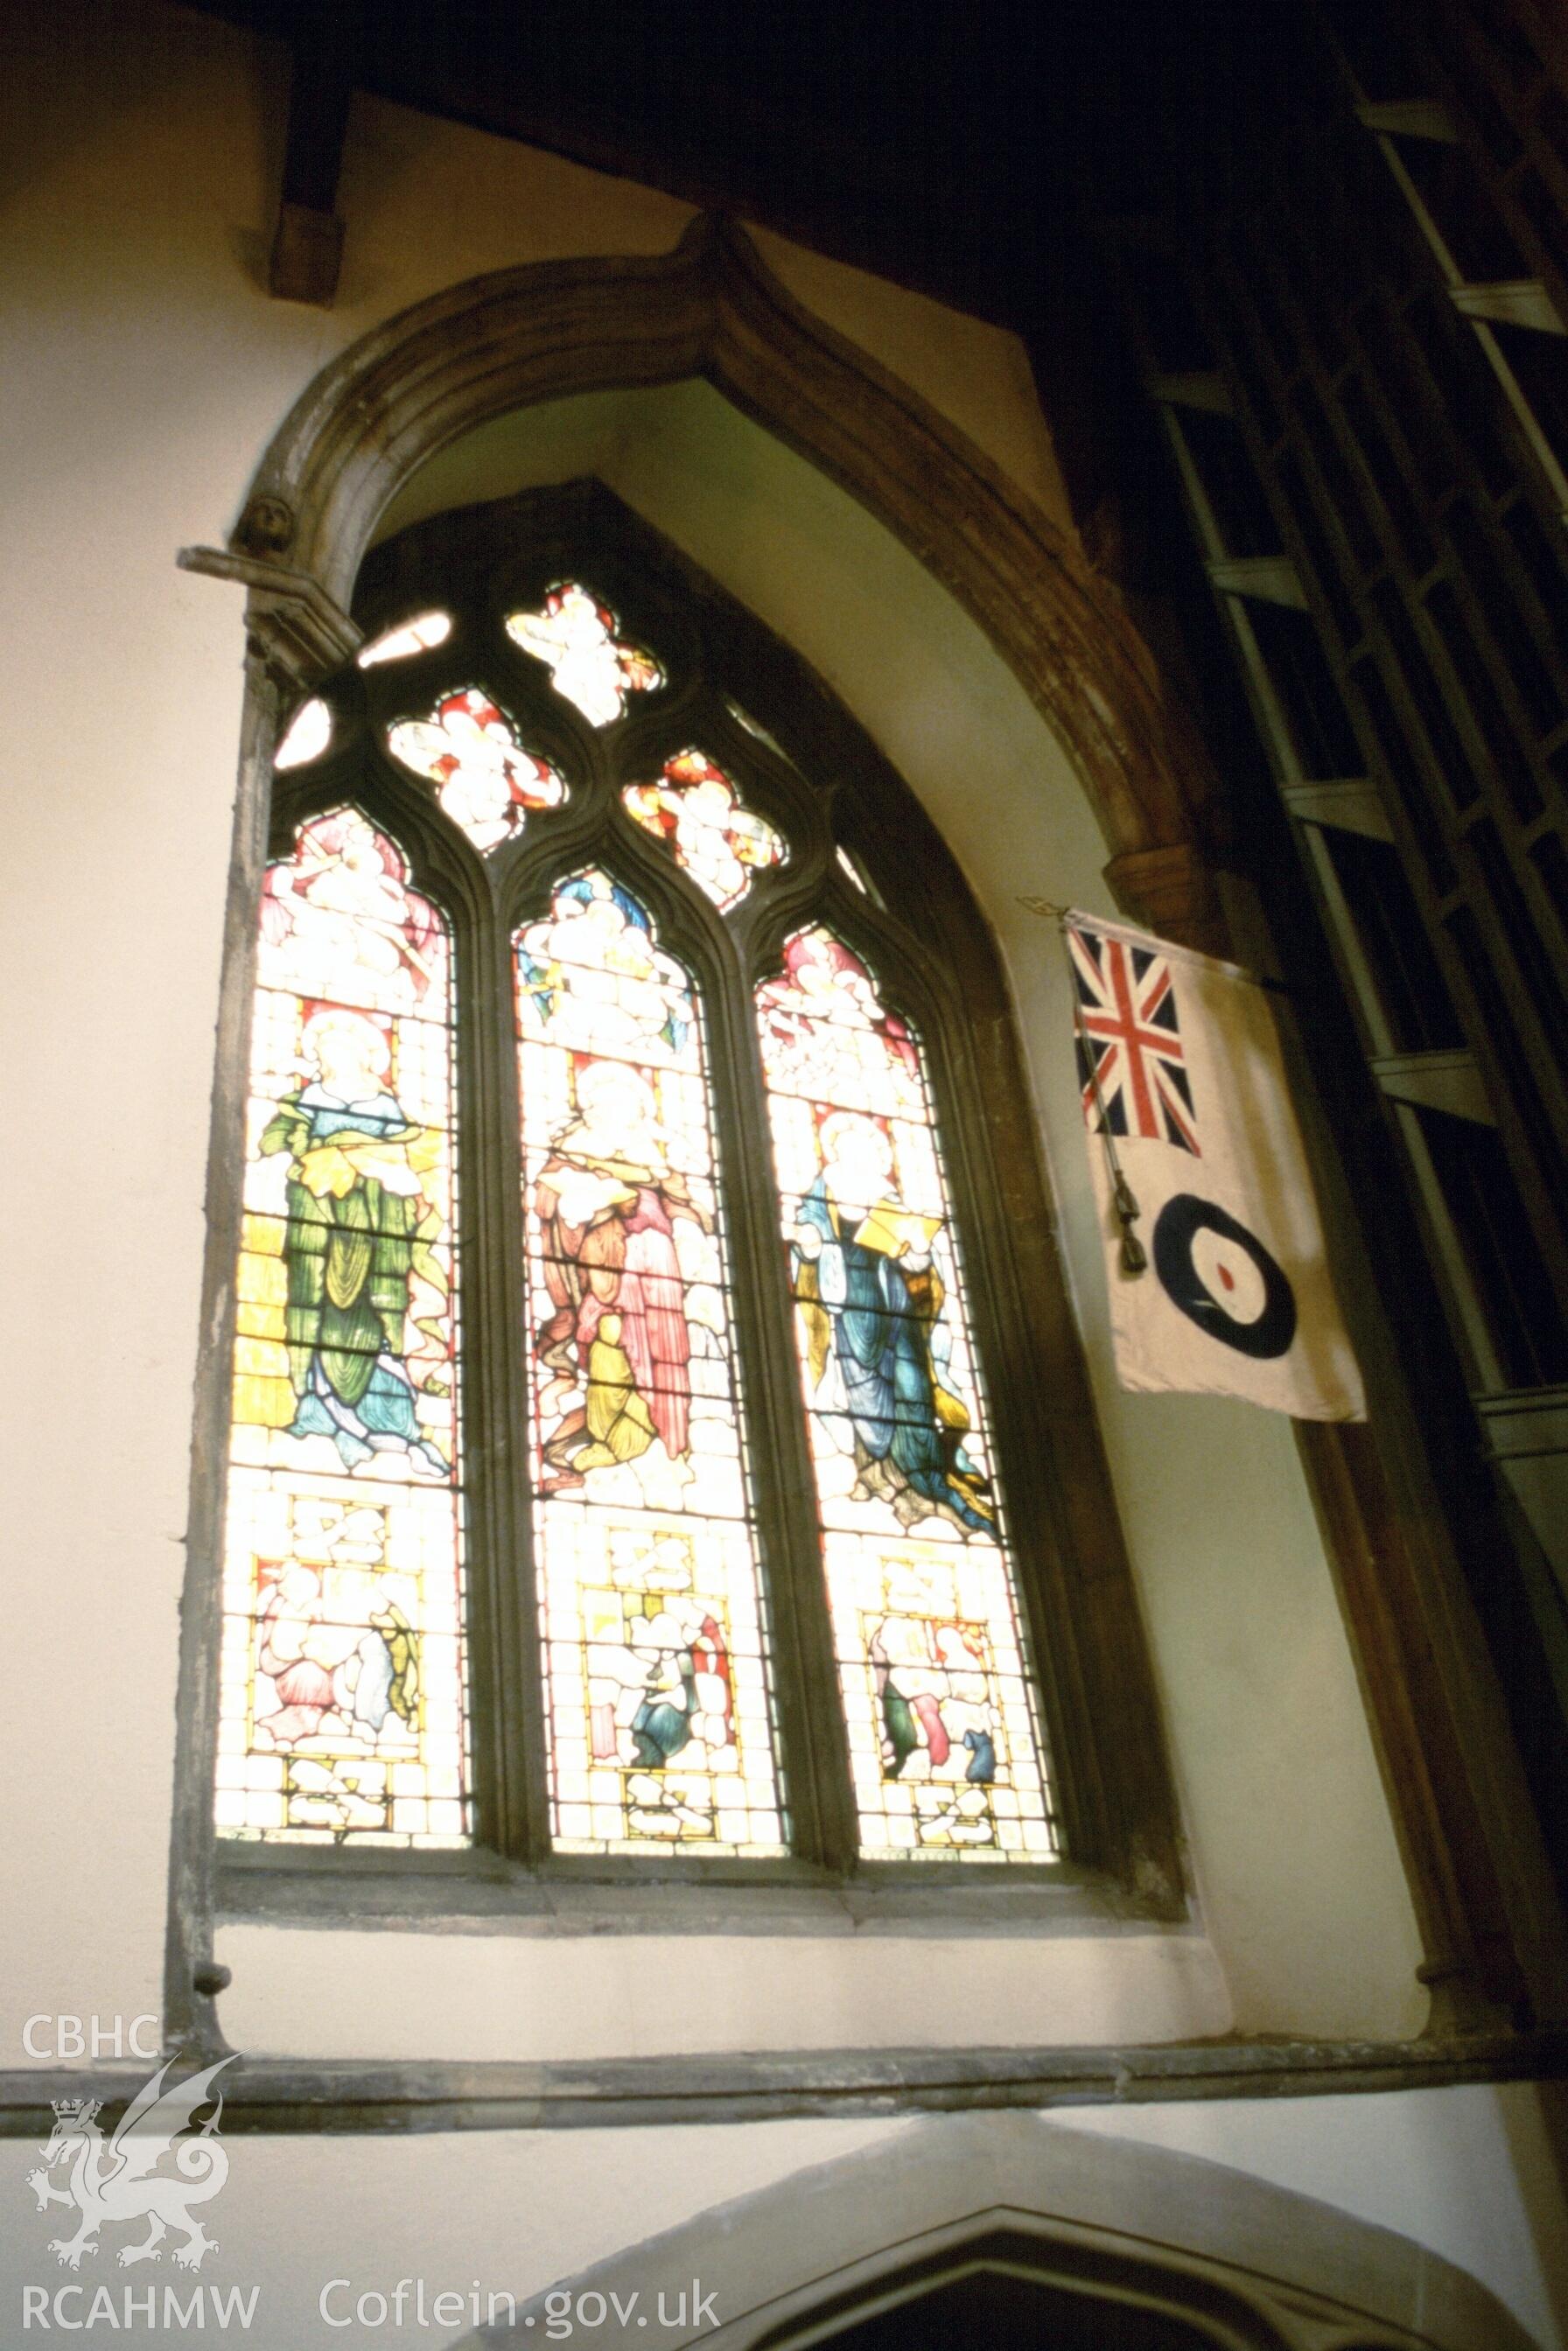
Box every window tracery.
[623,750,787,911]
[273,695,331,770]
[505,580,663,726]
[386,686,565,853]
[215,502,1086,1881]
[358,611,452,669]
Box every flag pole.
[1018,898,1147,1277]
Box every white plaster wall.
[217,1921,1226,2061]
[0,0,1090,2050]
[747,227,1071,524]
[0,2118,913,2351]
[4,2096,1563,2350]
[0,4,1556,2347]
[0,0,1425,2063]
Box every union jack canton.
[1068,923,1200,1158]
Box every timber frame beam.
[267,14,358,305]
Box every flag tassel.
[1111,1169,1147,1274]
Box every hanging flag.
[1064,910,1365,1421]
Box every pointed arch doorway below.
[451,2112,1537,2351]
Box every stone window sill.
[216,1844,1186,1938]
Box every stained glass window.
[358,612,452,668]
[216,808,469,1844]
[386,686,566,854]
[623,750,785,911]
[514,871,786,1854]
[219,503,1082,1885]
[756,927,1056,1861]
[274,696,331,770]
[505,581,663,727]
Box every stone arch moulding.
[216,212,1217,924]
[164,223,1227,2059]
[161,205,1559,2066]
[445,2110,1538,2351]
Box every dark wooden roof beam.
[268,17,358,305]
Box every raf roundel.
[1152,1194,1298,1361]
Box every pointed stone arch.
[228,214,1214,891]
[455,2110,1535,2351]
[171,209,1219,2050]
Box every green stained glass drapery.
[216,808,470,1845]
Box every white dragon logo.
[26,2054,234,2271]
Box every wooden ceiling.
[187,0,1306,335]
